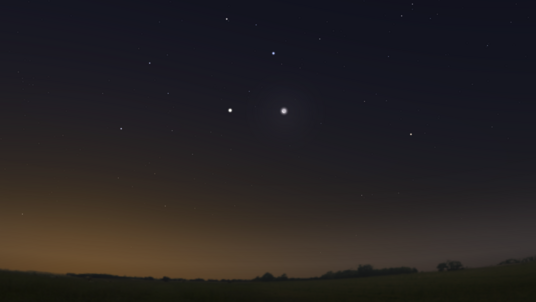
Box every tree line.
[435,254,536,272]
[498,255,536,265]
[66,264,418,282]
[65,254,536,282]
[319,265,417,279]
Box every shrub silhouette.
[498,255,536,265]
[162,276,170,282]
[319,265,417,279]
[437,260,463,272]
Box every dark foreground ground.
[1,261,535,302]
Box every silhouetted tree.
[162,276,170,282]
[447,260,463,271]
[275,273,288,281]
[437,260,463,272]
[437,262,448,272]
[260,272,275,281]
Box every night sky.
[1,1,536,280]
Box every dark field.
[1,262,535,302]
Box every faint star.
[120,127,122,130]
[281,107,288,115]
[410,133,412,136]
[228,108,232,112]
[272,51,275,55]
[148,62,151,64]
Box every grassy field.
[1,262,535,302]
